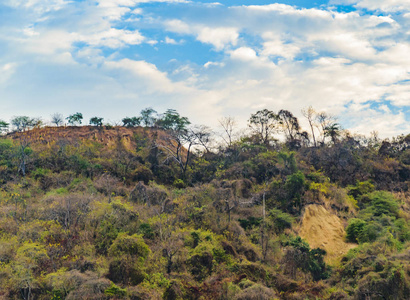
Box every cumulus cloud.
[104,59,180,93]
[0,0,409,137]
[331,0,410,12]
[4,0,70,14]
[165,20,239,50]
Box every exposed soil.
[7,126,183,154]
[298,204,356,265]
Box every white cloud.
[196,27,238,50]
[346,109,410,138]
[164,36,178,44]
[230,47,257,61]
[165,20,238,50]
[204,61,225,68]
[104,59,185,93]
[1,0,409,137]
[5,0,70,14]
[331,0,410,12]
[82,28,145,48]
[261,38,301,60]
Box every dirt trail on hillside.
[298,204,356,265]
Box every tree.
[155,110,207,179]
[140,107,157,127]
[248,109,279,145]
[15,136,32,176]
[285,171,306,213]
[278,109,304,149]
[122,117,140,128]
[324,123,341,144]
[11,116,39,132]
[157,109,190,131]
[51,113,64,127]
[316,112,336,145]
[66,113,83,126]
[278,110,300,141]
[89,116,104,127]
[218,116,237,148]
[190,125,213,153]
[0,120,9,134]
[301,106,317,147]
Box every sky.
[0,0,409,138]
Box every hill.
[0,124,409,299]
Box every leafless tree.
[51,113,64,126]
[219,116,237,148]
[301,106,317,147]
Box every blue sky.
[0,0,409,138]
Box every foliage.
[89,116,104,126]
[122,116,141,127]
[346,218,366,243]
[66,112,83,125]
[0,107,408,299]
[104,282,127,296]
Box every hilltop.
[0,114,409,299]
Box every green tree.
[140,107,157,127]
[248,109,279,145]
[278,109,300,141]
[89,116,103,126]
[324,123,341,144]
[156,109,199,179]
[0,120,9,134]
[66,113,83,126]
[157,109,190,131]
[122,116,141,127]
[285,171,306,212]
[11,116,39,132]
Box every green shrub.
[238,217,262,230]
[346,218,366,243]
[357,222,383,243]
[104,282,127,297]
[366,191,399,218]
[269,208,294,233]
[108,233,150,259]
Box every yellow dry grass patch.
[298,204,356,265]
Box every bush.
[346,218,366,243]
[269,208,294,233]
[108,233,150,259]
[367,191,399,218]
[357,222,383,243]
[104,282,126,297]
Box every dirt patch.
[298,204,356,265]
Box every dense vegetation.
[0,108,409,299]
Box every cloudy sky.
[0,0,409,138]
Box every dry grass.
[297,204,356,265]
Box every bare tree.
[15,136,32,176]
[157,126,199,179]
[218,116,237,148]
[191,125,213,153]
[51,113,64,127]
[301,106,317,147]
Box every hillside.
[0,124,409,300]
